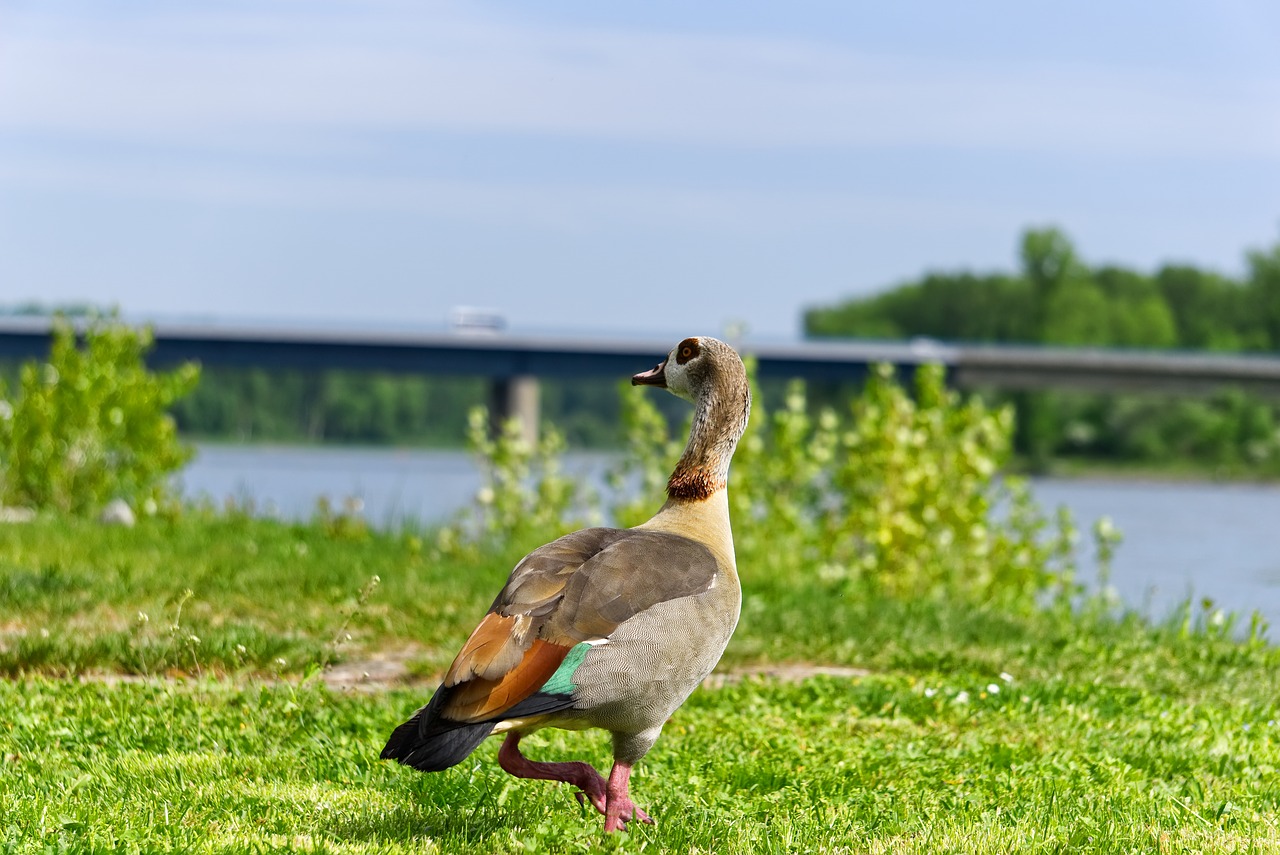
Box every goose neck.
[666,382,749,503]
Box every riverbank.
[173,443,1280,635]
[1,513,1277,852]
[1017,455,1280,484]
[184,433,1280,483]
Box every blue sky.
[1,1,1278,340]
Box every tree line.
[0,306,627,448]
[805,228,1280,473]
[166,368,623,448]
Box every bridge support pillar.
[490,374,540,446]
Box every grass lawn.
[2,514,1279,852]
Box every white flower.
[999,672,1014,683]
[986,683,1001,695]
[924,688,938,698]
[954,691,970,704]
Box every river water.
[181,444,1280,634]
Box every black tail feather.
[380,687,577,773]
[502,691,575,720]
[380,709,496,772]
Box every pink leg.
[603,761,654,833]
[497,733,608,815]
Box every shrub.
[454,359,1081,610]
[0,316,199,515]
[613,362,1076,607]
[817,364,1075,603]
[436,408,593,558]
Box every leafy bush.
[451,360,1080,610]
[0,316,199,515]
[436,408,593,558]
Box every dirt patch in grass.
[321,652,870,693]
[323,646,423,691]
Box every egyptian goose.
[382,336,751,833]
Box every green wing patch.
[538,642,592,695]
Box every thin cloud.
[1,2,1277,158]
[0,150,1019,236]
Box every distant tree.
[1154,265,1251,349]
[1247,238,1280,350]
[1020,227,1085,339]
[802,227,1280,473]
[805,272,1036,343]
[0,302,103,317]
[1094,267,1177,348]
[805,293,906,339]
[1042,278,1111,346]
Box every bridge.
[2,317,1280,441]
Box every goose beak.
[631,360,668,387]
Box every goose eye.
[675,338,701,365]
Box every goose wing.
[438,526,719,723]
[381,526,720,771]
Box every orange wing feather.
[438,612,573,723]
[446,613,526,686]
[442,638,572,722]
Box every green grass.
[3,671,1278,853]
[0,512,496,678]
[2,514,1280,852]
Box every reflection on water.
[181,444,1280,633]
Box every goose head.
[632,337,752,501]
[631,336,748,407]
